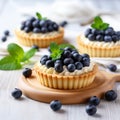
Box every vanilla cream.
[80,34,120,48]
[37,62,95,76]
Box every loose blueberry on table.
[11,88,22,99]
[108,64,117,72]
[22,68,32,78]
[50,100,62,111]
[86,104,97,116]
[89,96,100,106]
[105,90,117,101]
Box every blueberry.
[108,27,114,30]
[75,62,83,70]
[82,57,90,67]
[55,60,62,65]
[54,63,63,73]
[11,88,22,99]
[64,47,72,52]
[48,25,54,32]
[28,17,36,22]
[1,36,7,42]
[116,31,120,36]
[105,28,114,35]
[24,27,31,33]
[62,50,71,58]
[41,27,47,33]
[67,64,76,72]
[104,35,112,42]
[72,53,82,62]
[85,28,92,37]
[86,105,97,116]
[88,34,95,40]
[91,29,101,35]
[21,21,26,26]
[32,20,40,28]
[32,45,39,51]
[40,56,49,65]
[50,100,62,111]
[25,20,32,28]
[71,50,78,55]
[96,34,104,41]
[99,30,104,35]
[81,53,90,59]
[53,23,59,31]
[63,58,74,66]
[89,96,100,106]
[20,25,25,30]
[33,28,41,33]
[4,30,10,36]
[39,20,46,27]
[105,90,117,101]
[59,21,68,27]
[108,64,117,72]
[23,68,32,78]
[46,60,54,68]
[112,35,119,42]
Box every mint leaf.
[0,56,22,70]
[21,48,37,62]
[94,16,103,24]
[50,42,76,60]
[36,12,42,20]
[100,23,109,30]
[59,43,76,49]
[7,43,24,61]
[91,16,109,30]
[50,42,59,53]
[50,42,63,60]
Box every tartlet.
[15,13,64,48]
[34,45,97,89]
[77,16,120,57]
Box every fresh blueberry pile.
[40,47,90,73]
[21,17,59,33]
[85,27,120,42]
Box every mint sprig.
[91,16,109,30]
[36,12,47,20]
[50,42,76,60]
[0,43,37,70]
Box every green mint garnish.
[36,12,47,20]
[91,16,109,30]
[0,43,37,70]
[50,42,76,60]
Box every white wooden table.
[0,0,120,120]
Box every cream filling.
[38,62,95,76]
[80,34,120,48]
[17,28,61,38]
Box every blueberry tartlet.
[15,12,64,48]
[77,16,120,57]
[34,43,97,89]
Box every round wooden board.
[18,70,120,104]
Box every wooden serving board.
[18,70,120,104]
